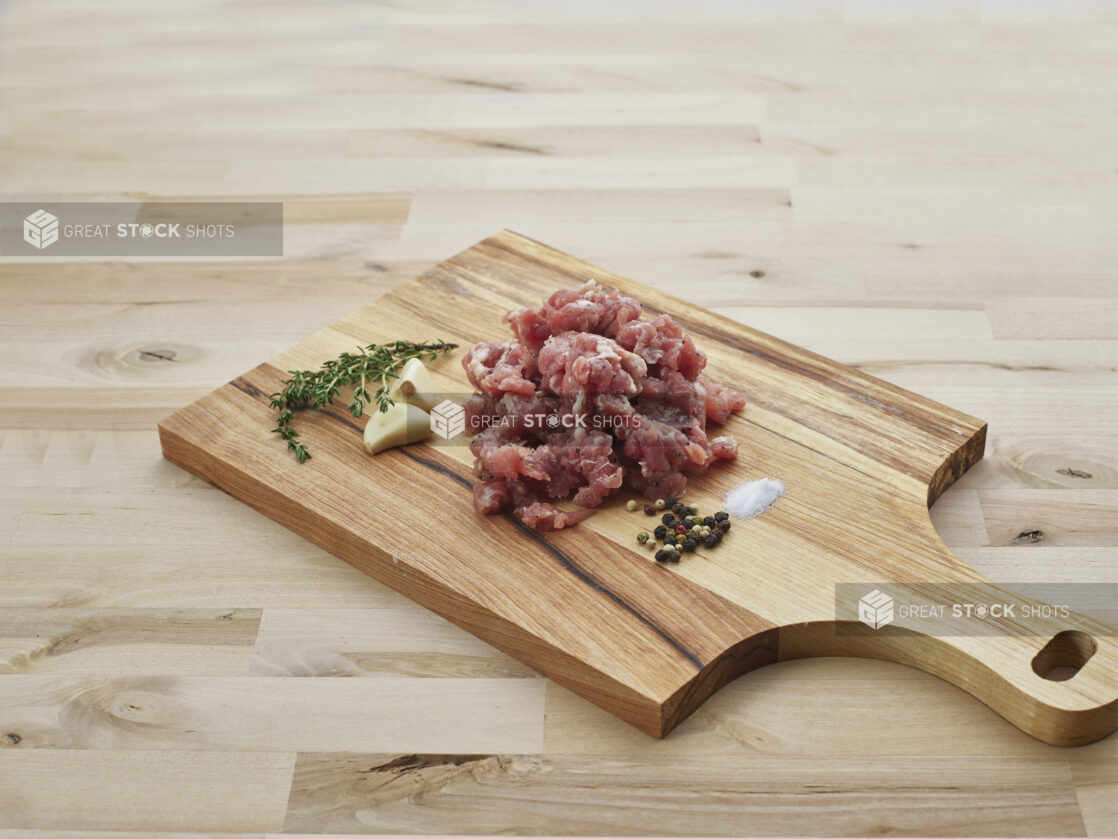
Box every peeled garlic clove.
[388,358,438,412]
[363,402,432,454]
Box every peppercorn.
[718,520,731,533]
[664,535,677,547]
[655,549,670,563]
[714,511,729,522]
[713,529,724,543]
[653,525,667,539]
[701,526,711,537]
[683,505,696,517]
[637,531,649,544]
[682,538,696,553]
[665,495,678,507]
[668,550,681,563]
[703,533,719,549]
[660,512,675,526]
[654,498,666,510]
[626,499,638,512]
[647,538,657,550]
[644,504,656,516]
[704,515,717,528]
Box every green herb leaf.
[269,339,457,462]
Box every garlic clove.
[388,358,439,412]
[363,402,432,454]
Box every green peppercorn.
[626,499,638,512]
[703,533,719,549]
[655,549,670,563]
[654,498,666,510]
[682,538,696,553]
[637,531,649,544]
[644,504,656,516]
[653,525,667,539]
[714,511,729,522]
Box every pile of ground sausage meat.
[463,281,745,530]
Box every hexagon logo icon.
[24,209,59,250]
[430,399,465,440]
[858,589,894,630]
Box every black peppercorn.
[668,551,681,563]
[664,535,677,547]
[653,525,667,539]
[665,495,678,508]
[671,503,685,515]
[718,520,731,533]
[713,529,724,543]
[644,504,656,516]
[682,538,696,553]
[655,549,669,563]
[684,505,696,517]
[703,515,716,528]
[703,533,719,549]
[661,512,676,526]
[714,511,729,522]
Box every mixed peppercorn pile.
[625,495,731,563]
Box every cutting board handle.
[778,581,1118,747]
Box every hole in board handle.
[1032,630,1097,682]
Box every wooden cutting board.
[159,230,1118,746]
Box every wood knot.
[1056,467,1093,479]
[1012,529,1045,544]
[96,343,202,376]
[4,733,21,745]
[137,348,178,362]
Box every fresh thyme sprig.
[268,339,458,462]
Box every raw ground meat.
[537,332,647,397]
[465,280,746,530]
[462,340,537,396]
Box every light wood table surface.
[2,1,1117,835]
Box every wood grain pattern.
[0,608,260,675]
[283,752,1081,837]
[159,230,1118,745]
[0,750,295,832]
[5,0,1118,834]
[0,674,544,753]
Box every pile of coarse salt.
[723,477,785,520]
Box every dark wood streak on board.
[229,370,709,673]
[400,449,707,671]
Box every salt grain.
[724,477,785,520]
